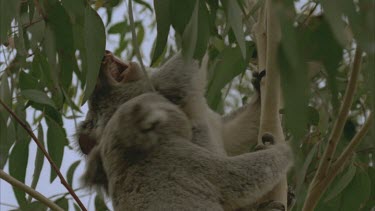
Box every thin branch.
[127,0,155,92]
[315,47,363,180]
[0,100,87,211]
[302,2,318,27]
[0,170,63,211]
[302,113,372,211]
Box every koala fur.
[82,93,292,210]
[77,51,260,156]
[78,51,291,210]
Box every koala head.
[77,51,148,155]
[82,93,192,190]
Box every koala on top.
[82,92,293,210]
[77,51,291,210]
[77,51,261,157]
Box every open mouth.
[103,50,129,82]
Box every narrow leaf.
[29,124,45,192]
[67,160,80,186]
[46,117,68,182]
[181,0,199,60]
[82,6,106,103]
[95,195,110,211]
[20,89,56,109]
[227,0,246,59]
[325,164,357,202]
[151,0,171,65]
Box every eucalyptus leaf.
[46,117,68,182]
[324,164,357,202]
[29,124,45,193]
[151,0,171,65]
[82,6,106,103]
[226,0,246,59]
[95,195,110,211]
[21,89,56,109]
[67,160,80,187]
[181,0,199,61]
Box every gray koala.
[82,93,293,210]
[77,51,260,156]
[77,51,291,210]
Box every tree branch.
[0,169,63,211]
[303,47,363,211]
[315,47,363,180]
[0,100,87,211]
[128,0,155,92]
[251,0,288,207]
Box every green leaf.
[339,167,371,211]
[108,21,128,34]
[95,195,110,211]
[151,0,171,65]
[55,197,69,210]
[134,0,153,12]
[21,89,56,109]
[0,115,15,168]
[9,123,31,207]
[181,0,199,60]
[193,0,210,60]
[46,117,68,182]
[67,160,80,186]
[0,72,11,120]
[82,6,106,103]
[226,0,246,59]
[0,0,21,43]
[206,43,254,109]
[170,0,196,35]
[307,106,320,126]
[325,164,357,202]
[21,201,47,211]
[296,144,317,193]
[19,71,40,91]
[29,124,45,192]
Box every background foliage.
[0,0,374,210]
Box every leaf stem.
[127,0,155,92]
[0,100,87,211]
[0,169,63,211]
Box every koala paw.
[257,200,285,211]
[254,132,275,151]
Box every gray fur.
[82,93,293,210]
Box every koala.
[82,93,293,211]
[77,51,261,157]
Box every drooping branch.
[127,0,155,92]
[0,169,63,211]
[0,99,87,211]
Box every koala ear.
[81,147,108,190]
[78,133,97,155]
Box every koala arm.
[212,144,292,209]
[222,96,261,156]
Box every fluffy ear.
[78,133,97,155]
[81,147,108,191]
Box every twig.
[127,0,155,92]
[315,47,363,180]
[302,113,372,211]
[0,99,87,211]
[33,0,46,19]
[0,170,63,211]
[303,47,363,211]
[302,2,318,27]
